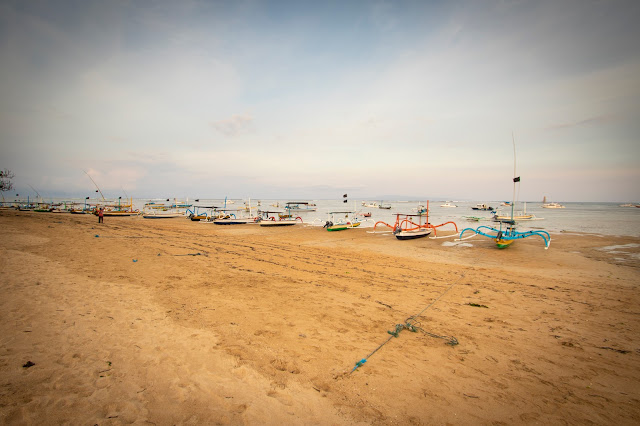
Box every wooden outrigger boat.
[372,201,458,240]
[393,216,433,240]
[142,210,184,219]
[471,203,494,211]
[458,137,551,249]
[257,210,302,227]
[211,198,260,224]
[210,209,256,225]
[492,202,540,221]
[186,205,218,221]
[141,200,186,219]
[285,201,317,212]
[460,219,550,249]
[323,211,361,231]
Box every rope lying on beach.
[350,273,465,374]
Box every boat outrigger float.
[371,201,458,240]
[457,137,551,249]
[459,219,550,249]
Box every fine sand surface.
[1,210,639,425]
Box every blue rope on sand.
[349,274,464,374]
[352,359,367,372]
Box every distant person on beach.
[98,208,104,223]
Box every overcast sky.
[1,0,638,202]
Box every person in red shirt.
[98,207,104,223]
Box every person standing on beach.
[98,207,104,223]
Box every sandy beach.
[1,209,639,425]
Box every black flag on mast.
[513,177,521,182]
[343,193,348,203]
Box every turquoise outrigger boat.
[459,218,550,249]
[457,137,551,249]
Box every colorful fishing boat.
[285,201,317,212]
[324,211,361,231]
[186,205,219,221]
[257,210,302,227]
[142,210,184,219]
[210,209,257,225]
[440,201,457,208]
[492,202,541,221]
[458,138,551,249]
[471,203,494,211]
[372,201,457,240]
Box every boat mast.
[27,184,42,204]
[84,170,105,201]
[511,133,517,222]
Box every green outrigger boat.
[323,211,361,231]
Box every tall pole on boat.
[426,200,430,226]
[27,184,41,201]
[84,170,105,201]
[511,133,517,222]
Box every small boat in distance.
[541,196,565,209]
[542,202,565,209]
[440,202,457,208]
[471,203,494,211]
[285,202,317,212]
[492,202,541,221]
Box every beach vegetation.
[0,169,14,192]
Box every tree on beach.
[0,169,15,192]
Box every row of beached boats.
[1,195,551,248]
[5,144,555,249]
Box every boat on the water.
[541,196,565,209]
[440,202,457,208]
[492,202,540,221]
[285,202,317,212]
[471,203,494,211]
[542,202,565,209]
